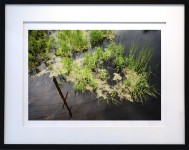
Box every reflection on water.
[29,30,161,120]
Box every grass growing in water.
[89,30,104,46]
[89,30,115,46]
[55,41,70,57]
[72,66,97,93]
[30,30,158,105]
[62,57,72,74]
[114,55,125,72]
[93,47,104,60]
[103,43,124,62]
[28,30,53,71]
[70,31,88,51]
[83,52,97,70]
[98,69,108,80]
[55,30,89,55]
[125,42,153,73]
[103,30,115,40]
[122,69,158,103]
[67,42,157,104]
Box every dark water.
[29,30,161,120]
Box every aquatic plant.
[55,49,62,56]
[93,47,104,60]
[102,30,115,40]
[57,30,69,41]
[69,64,97,93]
[83,52,97,70]
[29,30,159,106]
[103,48,112,61]
[114,55,125,72]
[89,30,104,46]
[95,79,120,105]
[81,66,97,88]
[55,41,70,57]
[107,43,124,57]
[103,43,124,62]
[69,41,157,103]
[113,73,122,82]
[125,42,152,73]
[83,52,91,65]
[62,57,72,74]
[49,57,70,77]
[108,89,119,104]
[56,30,89,54]
[98,69,108,80]
[122,69,157,103]
[95,79,111,100]
[89,30,115,46]
[28,30,51,71]
[70,30,88,51]
[46,36,55,52]
[73,80,86,93]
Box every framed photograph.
[1,0,188,149]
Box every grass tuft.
[122,69,157,103]
[62,57,72,74]
[90,30,115,46]
[103,43,124,62]
[28,30,53,71]
[125,42,153,73]
[55,30,89,54]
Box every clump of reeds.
[55,30,89,56]
[72,66,97,93]
[89,30,115,46]
[125,42,152,73]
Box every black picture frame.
[0,0,188,149]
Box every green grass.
[46,36,55,52]
[83,52,97,70]
[122,69,157,103]
[62,57,73,74]
[55,41,70,57]
[28,30,52,71]
[70,31,88,51]
[89,30,104,46]
[125,42,152,73]
[103,43,124,62]
[73,80,86,93]
[56,30,88,54]
[117,43,156,103]
[93,47,104,60]
[72,66,97,93]
[108,43,124,57]
[89,30,115,46]
[108,89,118,104]
[114,55,125,72]
[56,30,115,54]
[102,30,115,40]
